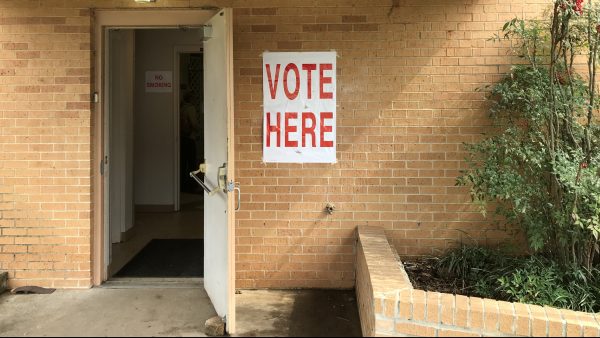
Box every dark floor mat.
[114,239,203,277]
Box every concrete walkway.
[235,290,362,337]
[0,287,362,337]
[0,287,214,337]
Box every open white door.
[203,8,236,333]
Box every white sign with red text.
[263,52,336,163]
[145,71,173,93]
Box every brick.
[412,290,427,321]
[470,297,485,329]
[497,301,515,334]
[2,43,28,50]
[374,297,383,314]
[545,306,565,337]
[483,299,499,332]
[514,302,531,336]
[252,8,277,15]
[375,318,394,333]
[251,24,276,32]
[353,24,379,32]
[327,24,353,32]
[440,293,455,325]
[438,328,479,337]
[577,312,600,337]
[454,295,469,328]
[561,309,583,336]
[302,24,327,32]
[277,41,302,49]
[530,305,548,337]
[394,322,436,337]
[426,292,441,323]
[342,15,367,23]
[398,289,412,319]
[383,295,397,318]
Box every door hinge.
[100,155,107,175]
[203,25,213,41]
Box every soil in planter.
[403,258,499,299]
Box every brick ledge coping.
[355,225,600,337]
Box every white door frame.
[173,46,202,212]
[92,8,236,333]
[106,29,135,247]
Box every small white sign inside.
[145,71,173,93]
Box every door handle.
[190,166,219,196]
[234,183,241,211]
[227,181,241,211]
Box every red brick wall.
[0,0,547,288]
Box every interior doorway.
[105,28,205,279]
[177,52,204,212]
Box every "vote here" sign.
[263,52,336,163]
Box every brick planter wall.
[355,226,600,337]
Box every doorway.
[93,8,236,333]
[177,51,204,212]
[105,28,204,279]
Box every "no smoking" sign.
[145,71,173,93]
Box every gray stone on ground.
[0,272,7,294]
[204,316,225,336]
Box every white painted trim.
[95,9,216,28]
[103,28,111,274]
[223,8,236,333]
[173,45,202,212]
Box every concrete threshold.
[100,277,204,289]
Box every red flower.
[581,162,588,169]
[561,0,585,14]
[574,0,584,15]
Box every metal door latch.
[190,166,219,196]
[190,162,228,196]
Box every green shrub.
[497,257,570,308]
[457,1,600,269]
[436,245,600,312]
[436,245,516,299]
[437,2,600,313]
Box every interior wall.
[134,28,203,207]
[108,29,135,242]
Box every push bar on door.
[189,168,219,196]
